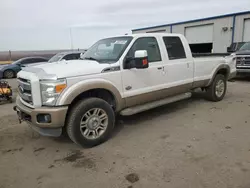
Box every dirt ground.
[1,79,250,188]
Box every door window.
[21,59,34,64]
[163,37,186,60]
[127,37,161,63]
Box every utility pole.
[69,28,73,50]
[9,50,11,61]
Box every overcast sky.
[0,0,249,51]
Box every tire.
[3,70,15,79]
[66,98,115,147]
[205,74,227,102]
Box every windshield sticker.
[114,40,127,44]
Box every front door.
[121,37,165,107]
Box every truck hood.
[22,60,111,78]
[236,50,250,55]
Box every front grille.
[17,78,33,105]
[236,56,250,65]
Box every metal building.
[132,11,250,53]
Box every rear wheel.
[4,70,15,79]
[205,74,227,102]
[66,98,115,147]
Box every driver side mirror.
[134,50,149,69]
[124,50,149,69]
[227,47,235,53]
[80,53,85,59]
[17,63,25,67]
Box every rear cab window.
[163,37,186,60]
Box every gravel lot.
[1,79,250,188]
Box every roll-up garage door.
[185,24,214,44]
[243,19,250,42]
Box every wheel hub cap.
[80,108,108,140]
[215,80,225,97]
[87,116,101,129]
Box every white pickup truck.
[14,33,236,147]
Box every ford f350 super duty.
[14,33,236,147]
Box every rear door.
[121,37,166,106]
[161,36,194,88]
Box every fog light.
[37,114,51,123]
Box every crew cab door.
[121,37,166,107]
[161,36,194,88]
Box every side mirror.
[80,53,85,59]
[18,63,25,67]
[134,50,149,69]
[227,47,235,53]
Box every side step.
[120,92,192,116]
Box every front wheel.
[205,74,227,102]
[4,70,15,79]
[66,98,115,147]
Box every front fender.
[56,79,125,111]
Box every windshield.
[239,42,250,51]
[48,53,64,63]
[81,36,133,63]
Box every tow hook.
[13,106,22,123]
[13,106,17,111]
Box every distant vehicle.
[232,42,250,76]
[28,51,86,67]
[0,57,48,79]
[0,51,86,79]
[227,42,246,53]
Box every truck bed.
[192,53,230,57]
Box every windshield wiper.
[83,56,99,62]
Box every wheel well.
[217,68,229,78]
[69,89,116,110]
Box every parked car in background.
[233,42,250,76]
[227,42,246,53]
[0,56,48,79]
[28,51,86,67]
[0,51,87,79]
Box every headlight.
[40,79,67,106]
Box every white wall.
[234,13,250,42]
[172,17,233,53]
[132,26,171,34]
[132,13,250,53]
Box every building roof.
[132,10,250,32]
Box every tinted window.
[127,37,161,62]
[21,59,34,64]
[33,58,47,62]
[163,37,186,60]
[63,53,80,60]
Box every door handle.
[157,67,163,70]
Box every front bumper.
[228,71,237,80]
[236,68,250,73]
[14,97,68,136]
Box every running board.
[120,92,192,116]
